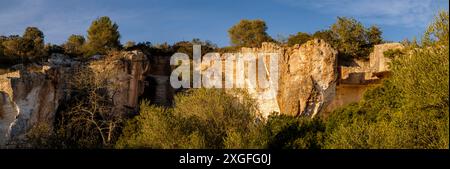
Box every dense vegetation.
[286,17,383,61]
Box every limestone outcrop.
[0,62,73,146]
[200,39,338,117]
[277,39,338,117]
[324,43,404,113]
[0,51,150,147]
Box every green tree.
[287,32,312,46]
[312,30,335,45]
[329,17,383,60]
[0,27,46,62]
[85,16,121,56]
[423,11,449,47]
[330,17,368,60]
[1,27,46,62]
[63,34,85,57]
[22,27,46,60]
[367,26,383,45]
[228,19,273,47]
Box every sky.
[0,0,448,47]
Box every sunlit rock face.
[0,62,73,146]
[0,51,150,147]
[277,39,338,117]
[199,39,338,118]
[205,41,401,118]
[323,43,404,114]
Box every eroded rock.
[0,51,150,147]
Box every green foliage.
[261,114,325,149]
[1,35,21,61]
[44,43,64,55]
[287,32,312,46]
[123,41,136,50]
[63,34,86,57]
[312,30,335,45]
[423,11,449,47]
[228,19,274,47]
[85,16,121,56]
[21,27,46,60]
[0,27,46,63]
[367,26,383,45]
[330,17,383,60]
[128,39,217,58]
[116,89,262,149]
[383,48,404,59]
[324,11,449,149]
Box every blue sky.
[0,0,448,47]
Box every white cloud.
[277,0,447,28]
[0,0,140,44]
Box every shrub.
[116,89,263,149]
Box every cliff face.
[277,39,337,117]
[200,39,338,117]
[0,41,403,146]
[88,51,150,113]
[0,62,72,145]
[0,51,149,147]
[324,43,404,113]
[198,40,402,118]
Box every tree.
[329,17,383,60]
[85,16,121,56]
[312,30,335,45]
[367,26,383,46]
[228,19,273,47]
[0,27,46,62]
[423,11,449,47]
[63,34,85,57]
[287,32,312,46]
[22,27,46,60]
[55,64,125,148]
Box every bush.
[228,19,274,47]
[116,89,263,149]
[324,12,449,148]
[287,32,312,46]
[261,114,326,149]
[85,16,121,56]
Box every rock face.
[88,51,150,113]
[0,41,404,146]
[0,51,150,147]
[277,39,338,117]
[323,43,404,113]
[201,39,338,117]
[204,40,401,118]
[0,63,72,146]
